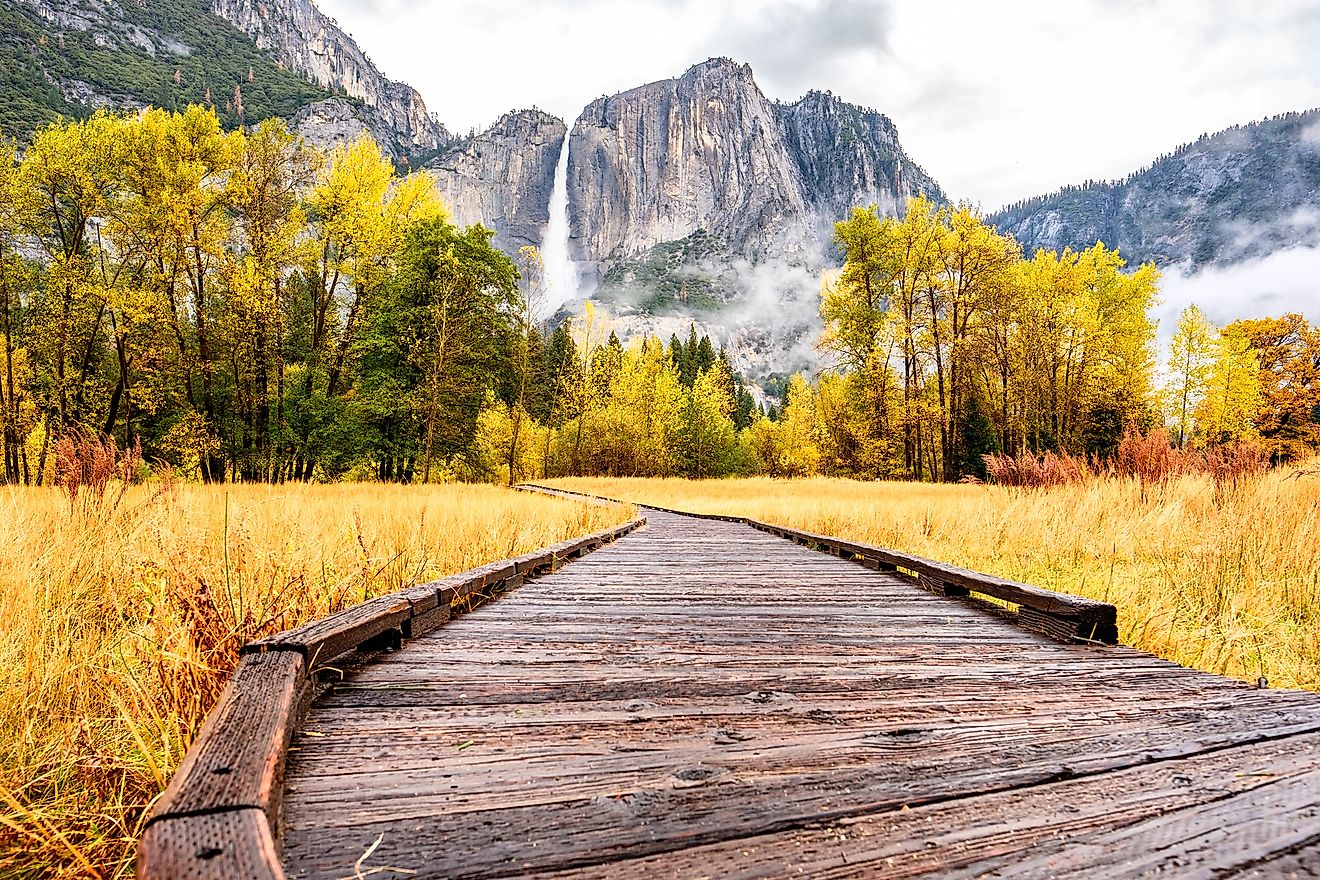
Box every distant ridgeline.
[0,0,328,137]
[989,109,1320,267]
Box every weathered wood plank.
[140,513,643,878]
[960,763,1320,878]
[243,594,412,668]
[138,809,283,880]
[502,732,1320,880]
[530,487,1117,644]
[402,603,451,639]
[740,519,1119,643]
[150,651,303,825]
[281,701,1320,827]
[272,505,1320,878]
[282,743,1320,879]
[1224,841,1320,879]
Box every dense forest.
[804,200,1318,478]
[1,107,1317,486]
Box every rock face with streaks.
[420,59,947,380]
[383,58,945,308]
[290,97,413,160]
[562,60,945,275]
[425,110,568,255]
[209,0,449,153]
[567,59,815,271]
[778,88,944,241]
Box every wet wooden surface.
[280,509,1320,879]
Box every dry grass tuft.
[53,431,143,509]
[552,467,1320,692]
[0,482,629,878]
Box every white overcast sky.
[317,0,1320,210]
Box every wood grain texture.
[279,508,1320,879]
[524,486,1117,644]
[138,809,283,880]
[150,651,303,825]
[739,518,1119,643]
[243,594,412,668]
[1226,841,1320,879]
[502,733,1320,880]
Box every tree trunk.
[35,409,51,487]
[0,248,17,483]
[191,252,221,482]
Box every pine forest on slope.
[0,0,327,136]
[989,109,1320,269]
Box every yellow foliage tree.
[1196,327,1263,446]
[1164,305,1217,447]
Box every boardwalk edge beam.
[135,513,644,880]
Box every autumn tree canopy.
[1,112,1315,485]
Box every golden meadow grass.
[0,482,630,879]
[550,470,1320,692]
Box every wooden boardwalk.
[277,508,1320,879]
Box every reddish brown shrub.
[53,429,142,507]
[984,425,1272,494]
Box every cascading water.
[538,136,578,319]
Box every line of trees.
[804,198,1160,480]
[2,107,1315,486]
[736,199,1317,481]
[0,107,521,483]
[1165,307,1320,461]
[473,303,763,482]
[0,106,768,485]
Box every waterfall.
[539,135,577,319]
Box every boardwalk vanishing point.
[139,494,1320,879]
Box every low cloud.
[1155,245,1320,338]
[577,242,830,387]
[1215,206,1320,262]
[1301,118,1320,148]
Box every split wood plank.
[149,651,304,826]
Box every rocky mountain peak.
[569,56,811,273]
[683,56,756,82]
[776,88,944,236]
[989,108,1320,267]
[209,0,449,154]
[484,108,564,138]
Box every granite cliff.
[209,0,449,153]
[568,59,813,272]
[418,58,946,379]
[425,110,567,255]
[779,88,943,241]
[566,59,944,281]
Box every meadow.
[550,468,1320,692]
[8,464,1318,877]
[0,481,630,878]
